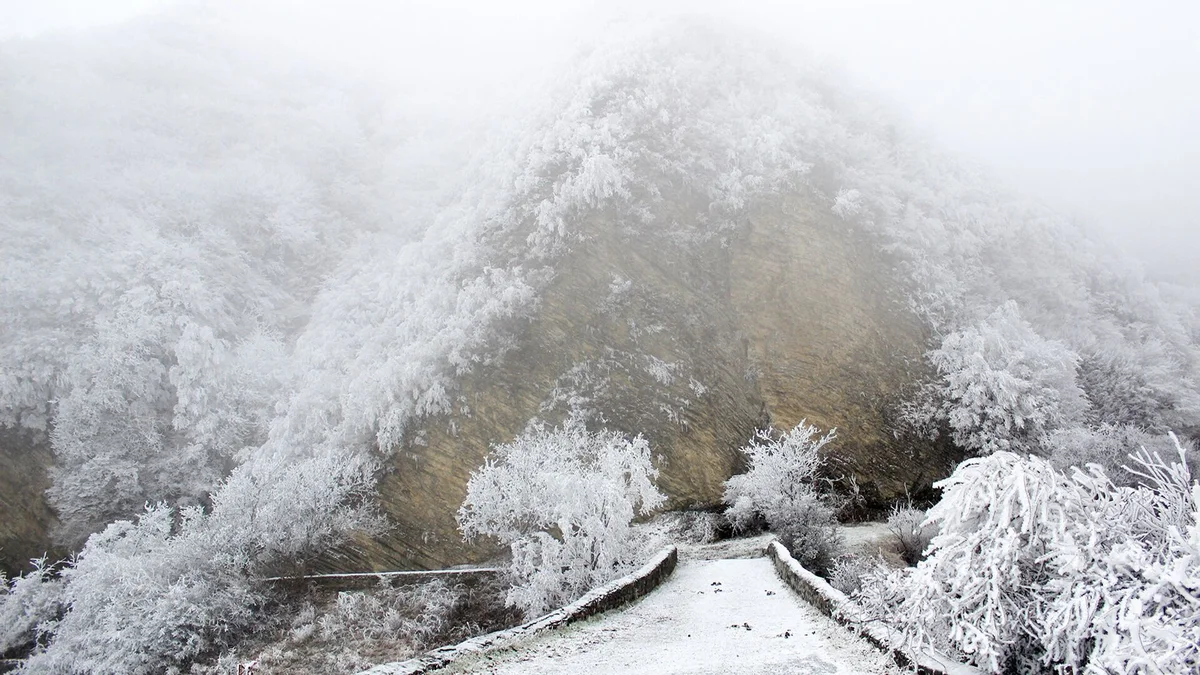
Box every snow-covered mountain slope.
[304,21,961,570]
[3,12,1199,576]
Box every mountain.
[3,15,1198,575]
[330,154,952,570]
[278,21,966,570]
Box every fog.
[5,0,1198,280]
[6,4,1200,670]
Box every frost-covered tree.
[857,440,1200,674]
[1045,423,1198,487]
[458,421,665,616]
[886,503,934,566]
[919,302,1084,455]
[0,558,63,657]
[11,449,380,675]
[723,422,842,574]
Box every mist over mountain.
[4,0,1198,567]
[1,4,1199,673]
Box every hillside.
[3,9,1200,674]
[4,14,1200,575]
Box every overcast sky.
[3,0,1197,280]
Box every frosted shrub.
[671,511,722,544]
[205,575,519,675]
[629,511,722,553]
[886,503,934,566]
[920,302,1083,455]
[829,554,886,596]
[318,581,457,647]
[458,421,666,617]
[0,558,63,656]
[239,579,467,673]
[1046,423,1197,488]
[857,436,1200,674]
[18,450,380,675]
[723,422,843,575]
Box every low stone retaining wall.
[766,540,981,675]
[266,567,503,593]
[359,545,679,675]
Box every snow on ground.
[442,554,898,675]
[840,522,906,568]
[840,522,893,555]
[677,532,776,561]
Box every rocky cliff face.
[0,430,63,577]
[304,23,968,573]
[324,191,958,572]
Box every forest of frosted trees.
[2,7,1199,674]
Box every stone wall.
[360,545,679,675]
[766,540,980,675]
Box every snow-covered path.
[443,555,898,675]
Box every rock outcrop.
[0,430,63,577]
[306,23,969,573]
[326,192,956,572]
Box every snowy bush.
[317,581,459,650]
[723,422,843,575]
[458,421,666,616]
[885,503,934,566]
[1045,423,1194,487]
[856,437,1200,674]
[16,450,380,675]
[198,574,519,675]
[0,558,63,656]
[919,302,1084,455]
[829,554,886,597]
[667,511,722,545]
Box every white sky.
[3,0,1197,280]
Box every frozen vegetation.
[855,441,1200,673]
[200,576,520,674]
[458,421,665,616]
[723,422,843,575]
[1,5,1199,674]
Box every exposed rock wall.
[0,430,63,576]
[325,188,959,573]
[729,197,955,502]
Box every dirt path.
[443,554,898,675]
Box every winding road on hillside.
[441,541,898,675]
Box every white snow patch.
[840,522,896,558]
